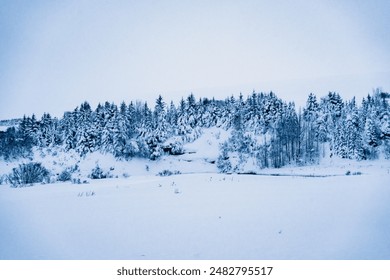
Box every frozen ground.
[1,128,390,259]
[1,168,390,260]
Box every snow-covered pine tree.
[100,102,118,154]
[176,94,201,142]
[144,95,170,159]
[62,109,78,151]
[73,102,97,156]
[110,102,131,158]
[363,114,380,159]
[302,93,320,163]
[344,98,364,160]
[217,141,232,173]
[166,100,178,130]
[135,102,153,158]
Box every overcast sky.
[1,0,389,120]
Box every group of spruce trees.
[0,89,389,170]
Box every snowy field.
[1,165,390,260]
[1,128,390,259]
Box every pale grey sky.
[1,0,389,119]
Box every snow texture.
[1,130,390,259]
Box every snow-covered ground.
[1,170,390,260]
[1,128,390,259]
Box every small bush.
[90,165,107,179]
[157,170,181,177]
[72,178,81,184]
[8,162,50,187]
[58,169,72,182]
[345,170,362,176]
[170,141,184,155]
[217,154,232,173]
[72,177,89,184]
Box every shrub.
[346,170,362,176]
[170,141,184,155]
[217,153,232,173]
[8,162,50,187]
[58,169,72,182]
[71,175,89,184]
[90,165,107,179]
[162,138,185,155]
[157,170,181,176]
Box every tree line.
[1,89,389,171]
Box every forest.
[1,89,389,172]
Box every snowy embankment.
[1,169,390,260]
